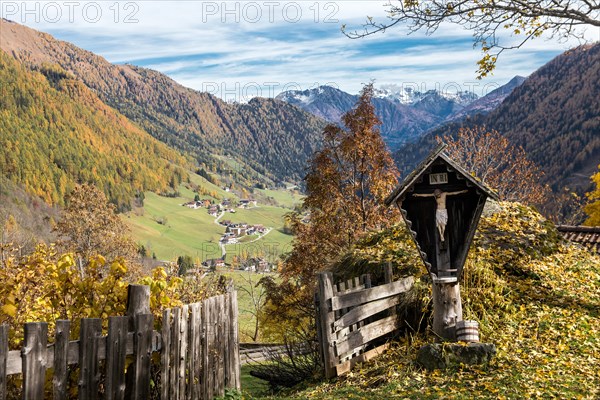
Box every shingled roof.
[557,225,600,253]
[385,144,499,206]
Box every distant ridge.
[277,78,522,150]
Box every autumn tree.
[584,165,600,225]
[262,84,400,337]
[438,126,549,205]
[54,183,138,274]
[343,0,600,77]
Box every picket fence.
[316,264,414,378]
[0,285,240,400]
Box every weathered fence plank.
[335,315,398,356]
[169,307,181,400]
[331,277,414,311]
[106,316,128,400]
[0,324,8,400]
[178,305,188,400]
[335,343,390,376]
[201,297,212,400]
[22,322,48,400]
[53,320,70,400]
[161,308,172,400]
[131,314,153,400]
[79,318,101,400]
[190,303,202,399]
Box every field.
[123,173,296,263]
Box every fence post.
[126,285,151,330]
[317,272,336,379]
[0,324,8,400]
[53,320,70,400]
[228,291,241,391]
[125,284,151,398]
[22,322,47,400]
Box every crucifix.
[412,189,468,244]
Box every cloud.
[7,0,596,100]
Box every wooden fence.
[316,265,414,378]
[0,285,240,400]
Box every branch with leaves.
[342,0,600,77]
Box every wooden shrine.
[385,144,498,340]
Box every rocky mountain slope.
[0,19,327,187]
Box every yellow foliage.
[0,245,184,346]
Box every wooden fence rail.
[316,264,414,378]
[0,285,240,400]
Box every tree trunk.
[431,279,462,341]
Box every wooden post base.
[431,277,462,341]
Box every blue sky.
[4,1,599,101]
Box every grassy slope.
[246,202,600,399]
[256,189,304,209]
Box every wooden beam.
[331,277,414,311]
[317,272,337,379]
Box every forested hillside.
[0,51,186,208]
[395,44,600,192]
[0,19,327,186]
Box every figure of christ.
[412,189,468,242]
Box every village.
[182,197,273,273]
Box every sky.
[3,0,599,102]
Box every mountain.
[276,85,440,149]
[277,81,520,151]
[0,50,187,209]
[0,19,327,187]
[447,76,526,121]
[394,45,600,192]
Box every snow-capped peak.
[374,84,478,106]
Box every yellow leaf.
[2,303,17,317]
